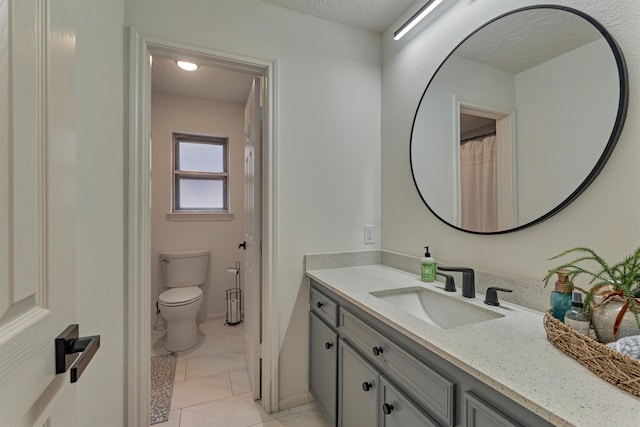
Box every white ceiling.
[151,56,256,104]
[454,8,602,74]
[260,0,416,32]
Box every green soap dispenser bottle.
[420,246,436,282]
[550,269,573,322]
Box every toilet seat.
[159,286,203,307]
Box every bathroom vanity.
[306,263,639,427]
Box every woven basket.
[543,310,640,396]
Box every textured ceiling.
[260,0,416,32]
[454,8,602,74]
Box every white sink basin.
[370,286,504,329]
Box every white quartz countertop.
[306,264,640,427]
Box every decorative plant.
[543,246,640,337]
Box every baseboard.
[279,392,314,411]
[205,312,226,321]
[154,311,245,326]
[204,310,244,320]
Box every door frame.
[127,28,279,425]
[455,99,517,229]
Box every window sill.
[166,212,235,222]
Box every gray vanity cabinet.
[309,311,338,425]
[339,338,438,427]
[309,280,552,427]
[338,340,378,427]
[340,309,455,426]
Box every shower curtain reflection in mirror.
[460,135,498,232]
[457,107,516,233]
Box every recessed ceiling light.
[176,60,199,71]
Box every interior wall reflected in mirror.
[410,6,627,234]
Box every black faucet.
[484,287,513,306]
[436,272,456,292]
[437,266,475,298]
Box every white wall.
[151,91,246,321]
[74,0,125,425]
[382,0,640,287]
[516,38,619,223]
[126,0,381,406]
[413,54,515,221]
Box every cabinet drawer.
[341,309,456,426]
[310,285,339,327]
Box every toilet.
[158,249,210,351]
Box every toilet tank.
[160,249,210,288]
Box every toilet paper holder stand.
[225,261,242,326]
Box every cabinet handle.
[316,301,324,308]
[372,346,383,356]
[382,403,394,415]
[362,381,373,392]
[324,342,333,350]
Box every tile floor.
[151,318,331,427]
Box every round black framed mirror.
[410,5,628,234]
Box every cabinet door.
[379,378,439,427]
[310,312,338,425]
[465,392,522,427]
[339,341,378,427]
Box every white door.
[1,1,91,425]
[243,77,263,400]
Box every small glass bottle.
[565,291,590,335]
[550,270,573,322]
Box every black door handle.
[238,241,247,250]
[55,324,101,383]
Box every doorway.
[128,30,279,425]
[456,103,517,231]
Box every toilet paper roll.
[227,268,239,274]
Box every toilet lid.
[159,287,203,306]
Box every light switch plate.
[364,225,375,244]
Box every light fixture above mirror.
[394,0,444,40]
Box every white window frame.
[168,132,234,221]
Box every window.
[173,133,229,213]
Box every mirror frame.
[410,5,628,235]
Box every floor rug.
[150,352,177,424]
